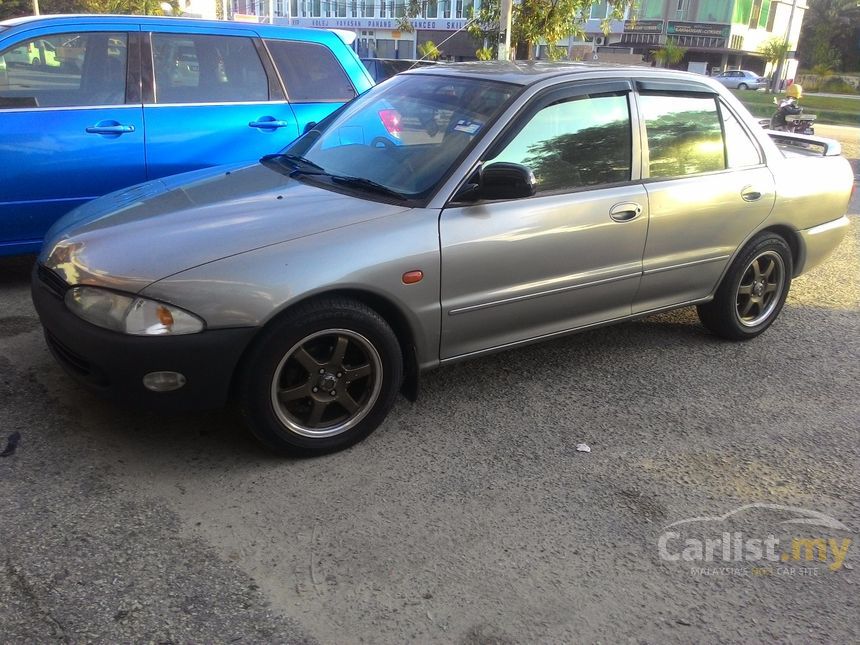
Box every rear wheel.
[738,82,748,90]
[697,233,793,340]
[238,298,403,456]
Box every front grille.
[37,265,68,298]
[45,330,92,377]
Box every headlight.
[65,286,204,336]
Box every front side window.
[640,93,725,178]
[0,32,127,108]
[486,92,632,194]
[266,40,355,102]
[152,33,268,104]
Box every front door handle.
[610,202,643,222]
[741,186,763,202]
[249,117,290,130]
[86,122,135,135]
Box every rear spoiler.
[766,130,843,157]
[329,28,357,45]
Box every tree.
[1,0,179,20]
[651,39,686,68]
[468,0,631,60]
[797,0,860,71]
[418,39,441,61]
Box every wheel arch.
[758,224,802,277]
[231,288,421,403]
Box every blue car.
[0,15,373,256]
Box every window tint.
[267,40,355,102]
[720,101,762,168]
[152,34,268,104]
[640,93,725,178]
[487,93,631,193]
[0,32,127,108]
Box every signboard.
[667,21,730,38]
[281,17,468,30]
[623,19,663,34]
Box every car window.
[152,33,268,104]
[0,32,127,108]
[278,74,516,199]
[486,92,632,193]
[720,101,762,168]
[266,40,355,102]
[640,93,725,178]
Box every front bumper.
[31,266,257,411]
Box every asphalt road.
[1,163,858,642]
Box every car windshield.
[267,73,519,201]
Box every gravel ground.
[1,139,858,643]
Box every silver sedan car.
[713,69,768,90]
[33,63,853,455]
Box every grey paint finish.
[38,65,854,373]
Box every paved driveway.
[1,163,858,643]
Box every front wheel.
[238,298,403,456]
[697,233,793,340]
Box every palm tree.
[651,40,686,68]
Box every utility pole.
[772,0,799,92]
[497,0,512,60]
[32,0,40,15]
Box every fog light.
[143,371,187,392]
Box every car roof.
[0,14,342,44]
[405,60,716,87]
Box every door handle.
[741,186,763,202]
[609,202,643,222]
[249,118,290,129]
[86,123,134,135]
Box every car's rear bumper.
[31,265,257,411]
[797,215,850,275]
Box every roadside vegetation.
[731,90,860,126]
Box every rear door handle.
[610,202,643,222]
[741,186,763,202]
[249,118,290,130]
[86,123,135,135]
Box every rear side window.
[266,40,355,102]
[0,32,127,108]
[719,101,762,168]
[640,93,725,178]
[151,33,268,104]
[487,92,632,194]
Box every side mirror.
[455,162,537,202]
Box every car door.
[0,25,144,255]
[264,39,359,133]
[632,82,776,313]
[141,27,299,180]
[439,82,649,359]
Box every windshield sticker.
[453,120,482,135]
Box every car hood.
[40,163,411,292]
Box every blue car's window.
[0,32,127,109]
[152,33,268,104]
[266,40,355,102]
[278,74,517,199]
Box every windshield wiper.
[329,175,408,201]
[261,153,326,174]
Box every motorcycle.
[759,97,816,135]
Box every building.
[229,0,482,60]
[589,0,807,78]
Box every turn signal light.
[402,270,423,284]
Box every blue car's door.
[141,27,299,180]
[0,25,144,255]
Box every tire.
[697,233,793,340]
[31,57,42,66]
[237,298,403,456]
[738,82,748,90]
